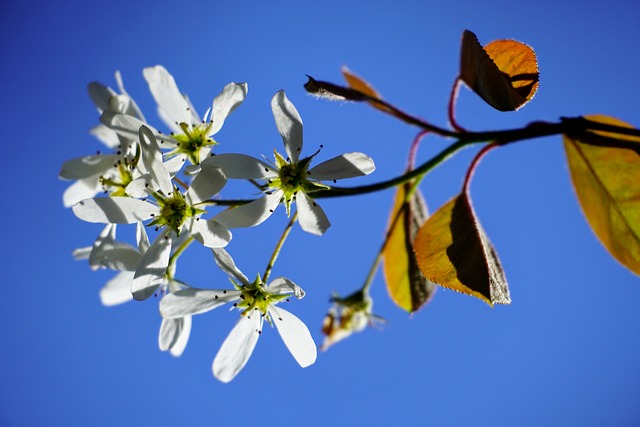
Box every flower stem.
[263,212,298,283]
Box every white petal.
[201,154,277,179]
[164,154,187,177]
[213,314,262,383]
[267,277,305,299]
[99,271,135,306]
[296,192,330,235]
[72,197,158,224]
[138,126,173,195]
[132,232,172,301]
[269,306,317,368]
[89,223,117,257]
[189,218,232,248]
[124,176,153,199]
[59,154,119,180]
[185,163,226,205]
[159,316,191,357]
[212,248,250,286]
[170,315,191,357]
[160,288,240,318]
[100,111,155,141]
[63,178,101,208]
[214,190,282,229]
[143,65,198,126]
[89,124,121,149]
[87,81,115,112]
[136,222,150,254]
[72,246,91,261]
[271,90,303,163]
[114,70,145,120]
[308,152,376,180]
[209,82,248,135]
[91,243,141,271]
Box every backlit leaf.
[564,115,640,275]
[383,184,436,313]
[460,30,539,111]
[342,67,397,116]
[413,193,510,306]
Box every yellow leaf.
[564,115,640,275]
[383,184,435,312]
[460,30,539,111]
[413,193,510,306]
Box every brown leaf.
[383,184,436,312]
[304,75,369,102]
[564,115,640,275]
[413,193,510,306]
[460,30,539,111]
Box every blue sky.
[2,0,640,426]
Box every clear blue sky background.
[2,0,640,426]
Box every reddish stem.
[463,142,499,194]
[448,77,466,133]
[407,130,430,170]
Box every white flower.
[101,65,247,174]
[73,222,192,356]
[204,90,376,235]
[160,248,317,382]
[72,126,232,299]
[60,72,144,207]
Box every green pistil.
[170,122,217,165]
[235,275,288,319]
[149,187,204,235]
[269,150,325,215]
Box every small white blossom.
[73,222,192,356]
[204,90,375,235]
[100,65,247,175]
[160,248,317,382]
[72,127,232,299]
[60,72,144,207]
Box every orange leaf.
[342,67,396,116]
[383,184,436,312]
[564,115,640,275]
[460,30,539,111]
[413,193,510,306]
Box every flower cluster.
[61,66,376,381]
